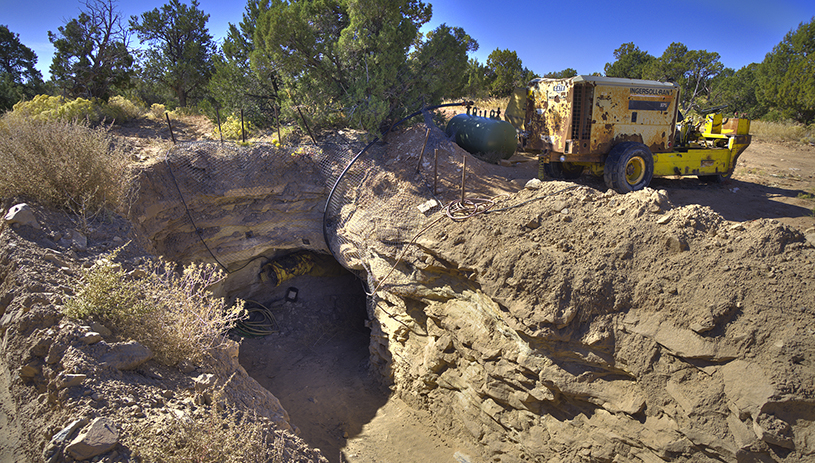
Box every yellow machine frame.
[506,76,753,191]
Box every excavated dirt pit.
[236,268,377,461]
[235,262,481,463]
[7,118,815,462]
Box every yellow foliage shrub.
[12,95,100,122]
[12,95,146,124]
[148,103,166,120]
[212,114,255,140]
[101,95,143,122]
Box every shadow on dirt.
[238,271,387,463]
[651,177,814,223]
[110,115,211,143]
[574,174,813,225]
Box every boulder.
[65,417,118,461]
[4,203,40,229]
[99,341,153,370]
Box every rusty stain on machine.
[523,76,680,163]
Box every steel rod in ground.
[461,154,467,203]
[416,127,430,173]
[241,109,246,143]
[165,112,176,144]
[434,148,438,195]
[215,108,223,143]
[274,105,282,144]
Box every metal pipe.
[241,109,246,143]
[165,113,176,144]
[416,127,430,173]
[215,108,223,143]
[434,148,438,195]
[274,105,282,145]
[461,154,467,203]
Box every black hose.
[322,101,469,258]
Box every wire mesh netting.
[149,108,527,295]
[160,139,362,273]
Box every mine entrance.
[235,252,386,463]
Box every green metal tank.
[445,113,517,162]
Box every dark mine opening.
[235,252,386,463]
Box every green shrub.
[147,103,166,120]
[0,113,131,215]
[64,254,242,366]
[62,254,150,322]
[212,114,255,140]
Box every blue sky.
[3,0,814,80]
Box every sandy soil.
[654,138,815,232]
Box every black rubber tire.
[604,142,654,193]
[543,162,584,180]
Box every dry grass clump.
[751,120,815,145]
[0,113,132,216]
[132,397,287,463]
[467,97,511,114]
[444,97,510,113]
[64,252,242,366]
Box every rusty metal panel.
[524,76,680,159]
[524,78,575,154]
[591,81,678,154]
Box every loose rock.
[4,203,41,229]
[65,417,118,461]
[99,341,153,370]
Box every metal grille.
[581,87,593,141]
[571,85,583,141]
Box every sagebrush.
[212,114,255,140]
[64,252,242,366]
[132,395,287,463]
[0,113,132,216]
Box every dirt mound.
[342,127,815,462]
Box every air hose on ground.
[232,300,281,338]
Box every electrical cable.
[164,148,229,273]
[232,299,282,338]
[445,197,496,221]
